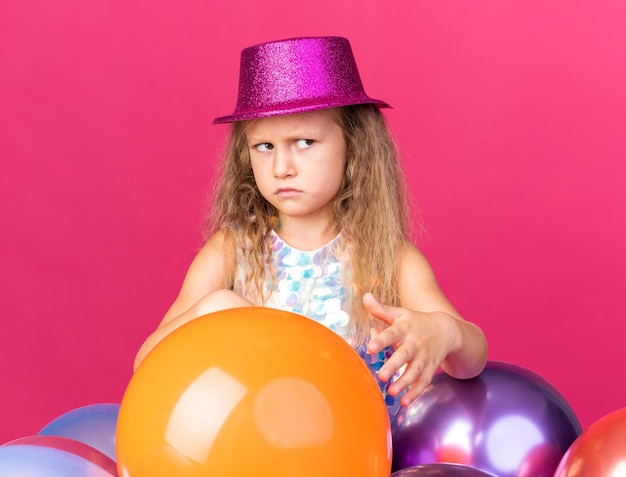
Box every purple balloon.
[391,361,581,477]
[392,463,497,476]
[0,445,115,477]
[39,403,119,461]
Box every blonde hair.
[206,104,413,346]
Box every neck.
[275,215,338,251]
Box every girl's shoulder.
[398,243,437,290]
[398,242,438,282]
[397,242,461,317]
[192,229,238,278]
[200,228,235,254]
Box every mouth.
[275,188,302,198]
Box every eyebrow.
[246,128,319,141]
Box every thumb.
[362,292,401,326]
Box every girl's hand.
[363,292,460,407]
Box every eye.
[295,139,315,149]
[254,142,273,152]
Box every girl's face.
[245,109,347,228]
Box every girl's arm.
[133,229,238,370]
[365,243,488,406]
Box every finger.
[362,293,386,318]
[391,360,435,405]
[400,373,433,406]
[362,292,402,326]
[376,344,414,382]
[366,327,381,354]
[367,330,390,354]
[367,320,409,354]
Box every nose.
[273,146,296,179]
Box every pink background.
[1,0,625,444]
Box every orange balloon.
[553,406,626,476]
[116,307,391,477]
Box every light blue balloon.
[39,403,120,461]
[0,445,115,476]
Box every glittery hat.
[213,36,390,124]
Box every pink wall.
[1,0,625,444]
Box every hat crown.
[214,36,388,124]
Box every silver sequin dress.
[233,230,401,418]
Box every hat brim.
[213,97,390,124]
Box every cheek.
[250,164,272,195]
[317,162,346,193]
[250,159,267,179]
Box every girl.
[134,36,488,415]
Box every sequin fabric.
[233,230,402,419]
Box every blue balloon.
[2,435,118,475]
[39,403,119,461]
[0,445,115,477]
[391,361,581,477]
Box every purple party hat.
[213,36,390,124]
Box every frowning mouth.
[275,188,302,199]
